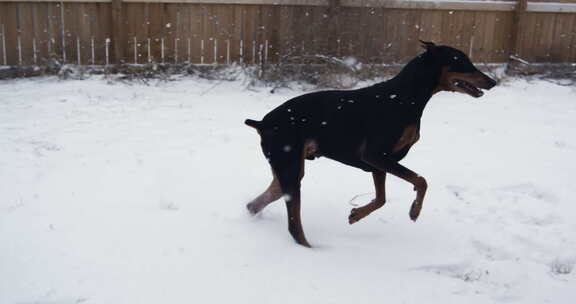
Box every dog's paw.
[246,202,261,215]
[349,207,368,224]
[348,208,360,224]
[409,200,423,221]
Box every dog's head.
[421,40,497,98]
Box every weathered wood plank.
[18,3,36,65]
[492,11,514,62]
[124,3,148,63]
[2,2,19,65]
[418,10,443,47]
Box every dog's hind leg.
[348,171,387,224]
[268,140,311,247]
[246,171,283,215]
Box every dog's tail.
[244,119,263,130]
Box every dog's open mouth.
[453,79,484,98]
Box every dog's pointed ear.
[419,40,436,51]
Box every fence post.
[111,0,124,64]
[326,0,342,57]
[508,0,528,69]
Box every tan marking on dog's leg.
[247,172,283,215]
[247,145,308,217]
[409,175,427,221]
[349,171,387,224]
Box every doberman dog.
[245,41,497,247]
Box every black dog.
[245,41,497,247]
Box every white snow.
[1,76,575,303]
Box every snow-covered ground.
[1,75,575,304]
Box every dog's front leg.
[360,146,427,221]
[349,171,387,224]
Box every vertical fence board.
[212,4,233,64]
[369,8,388,62]
[62,3,76,64]
[230,4,242,63]
[471,11,487,62]
[241,6,256,63]
[517,12,537,61]
[455,11,475,55]
[147,3,164,62]
[0,3,5,65]
[360,7,377,63]
[277,5,293,60]
[440,10,456,52]
[175,3,191,63]
[569,14,576,62]
[188,4,204,63]
[124,3,147,64]
[95,3,111,64]
[419,10,442,45]
[18,3,35,65]
[310,5,329,58]
[262,5,279,63]
[491,12,513,62]
[550,14,574,62]
[162,3,178,63]
[384,9,403,63]
[203,4,215,63]
[79,4,95,64]
[36,4,47,64]
[566,14,576,62]
[337,7,355,59]
[47,2,63,63]
[2,3,18,65]
[63,3,95,65]
[481,12,497,63]
[536,13,558,61]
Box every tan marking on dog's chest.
[392,124,420,153]
[304,139,319,160]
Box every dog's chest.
[392,123,420,153]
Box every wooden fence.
[1,0,576,66]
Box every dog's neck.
[379,51,443,116]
